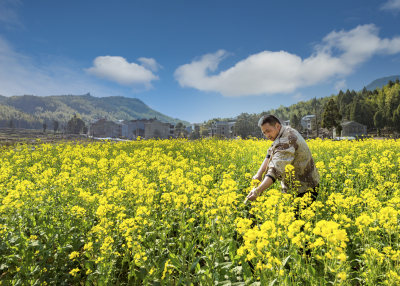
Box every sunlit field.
[0,138,399,285]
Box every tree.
[234,113,252,138]
[53,120,59,134]
[67,114,86,134]
[200,128,209,137]
[290,113,301,131]
[393,105,400,133]
[234,113,260,138]
[175,122,185,138]
[336,124,343,138]
[383,87,400,128]
[350,99,374,129]
[337,90,356,120]
[374,110,385,136]
[311,97,322,137]
[321,99,342,137]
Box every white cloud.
[138,57,162,72]
[0,36,125,97]
[381,0,400,11]
[86,56,159,88]
[174,24,400,97]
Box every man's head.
[258,115,281,141]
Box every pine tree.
[321,99,342,137]
[393,105,400,133]
[374,110,385,136]
[290,113,301,131]
[350,99,374,129]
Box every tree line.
[323,79,400,135]
[206,79,400,138]
[3,114,87,135]
[2,80,400,138]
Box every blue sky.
[0,0,400,123]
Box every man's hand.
[246,188,259,201]
[252,173,262,181]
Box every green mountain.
[365,75,400,91]
[0,93,189,129]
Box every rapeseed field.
[0,138,399,285]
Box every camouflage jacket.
[265,126,320,194]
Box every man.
[246,115,319,205]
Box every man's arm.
[246,175,275,201]
[247,143,295,202]
[252,155,270,181]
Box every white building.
[301,115,316,131]
[209,121,236,138]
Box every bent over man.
[246,115,319,204]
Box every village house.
[301,115,316,131]
[90,119,122,138]
[337,121,367,137]
[209,121,236,138]
[90,118,173,139]
[144,119,171,139]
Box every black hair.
[258,115,281,127]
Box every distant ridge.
[365,75,400,91]
[0,93,189,129]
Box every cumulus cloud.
[174,24,400,97]
[381,0,400,11]
[86,56,159,88]
[0,36,124,97]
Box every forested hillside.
[230,79,400,138]
[0,93,188,129]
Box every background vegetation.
[0,93,189,130]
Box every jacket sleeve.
[266,143,295,181]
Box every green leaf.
[31,265,41,275]
[217,280,232,285]
[217,261,232,270]
[169,253,182,269]
[185,241,196,254]
[281,255,291,267]
[189,257,202,273]
[269,279,278,286]
[307,264,316,276]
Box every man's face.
[261,122,281,141]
